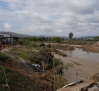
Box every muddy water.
[54,48,99,83]
[58,48,99,62]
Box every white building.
[0,33,13,44]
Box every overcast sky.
[0,0,99,37]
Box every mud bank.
[82,44,99,53]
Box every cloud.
[0,0,99,36]
[4,23,18,31]
[55,29,63,33]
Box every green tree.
[28,37,36,41]
[54,37,62,42]
[96,36,99,41]
[69,32,73,40]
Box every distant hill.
[73,36,97,40]
[0,31,32,38]
[0,31,98,39]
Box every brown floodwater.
[58,48,99,62]
[54,48,99,83]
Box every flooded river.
[54,48,99,83]
[58,48,99,62]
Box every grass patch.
[12,48,18,51]
[0,52,14,62]
[17,51,30,60]
[12,47,31,61]
[0,65,35,91]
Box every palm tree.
[69,32,73,40]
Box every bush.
[31,50,53,70]
[30,50,68,74]
[39,43,45,47]
[54,58,65,74]
[19,42,23,45]
[19,38,30,46]
[33,43,36,47]
[46,44,51,48]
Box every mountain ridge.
[0,31,98,39]
[0,31,32,38]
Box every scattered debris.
[63,78,83,88]
[32,48,39,52]
[2,84,8,88]
[26,62,46,73]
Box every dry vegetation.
[0,43,68,91]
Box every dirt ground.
[0,45,69,90]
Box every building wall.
[0,33,11,37]
[0,33,13,44]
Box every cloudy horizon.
[0,0,99,37]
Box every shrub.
[39,43,45,47]
[31,50,53,70]
[19,42,23,45]
[30,50,68,74]
[46,44,51,48]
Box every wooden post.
[54,74,55,91]
[42,62,44,75]
[58,56,60,88]
[52,47,55,91]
